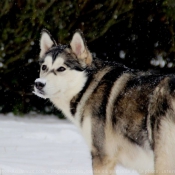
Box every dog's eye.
[42,65,47,71]
[57,67,66,72]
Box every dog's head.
[33,29,92,99]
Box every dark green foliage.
[0,0,175,115]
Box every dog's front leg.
[92,154,117,175]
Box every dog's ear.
[70,30,92,65]
[40,29,57,58]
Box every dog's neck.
[49,71,88,126]
[49,59,107,126]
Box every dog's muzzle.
[33,78,47,99]
[34,78,46,90]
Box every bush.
[0,0,175,115]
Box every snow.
[0,113,139,175]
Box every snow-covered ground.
[0,113,139,175]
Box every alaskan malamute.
[34,29,175,175]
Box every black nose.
[35,82,45,90]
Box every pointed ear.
[70,30,92,65]
[39,29,57,58]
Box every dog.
[33,29,175,175]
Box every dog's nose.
[35,78,46,90]
[35,81,45,90]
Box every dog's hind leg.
[154,118,175,175]
[92,154,117,175]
